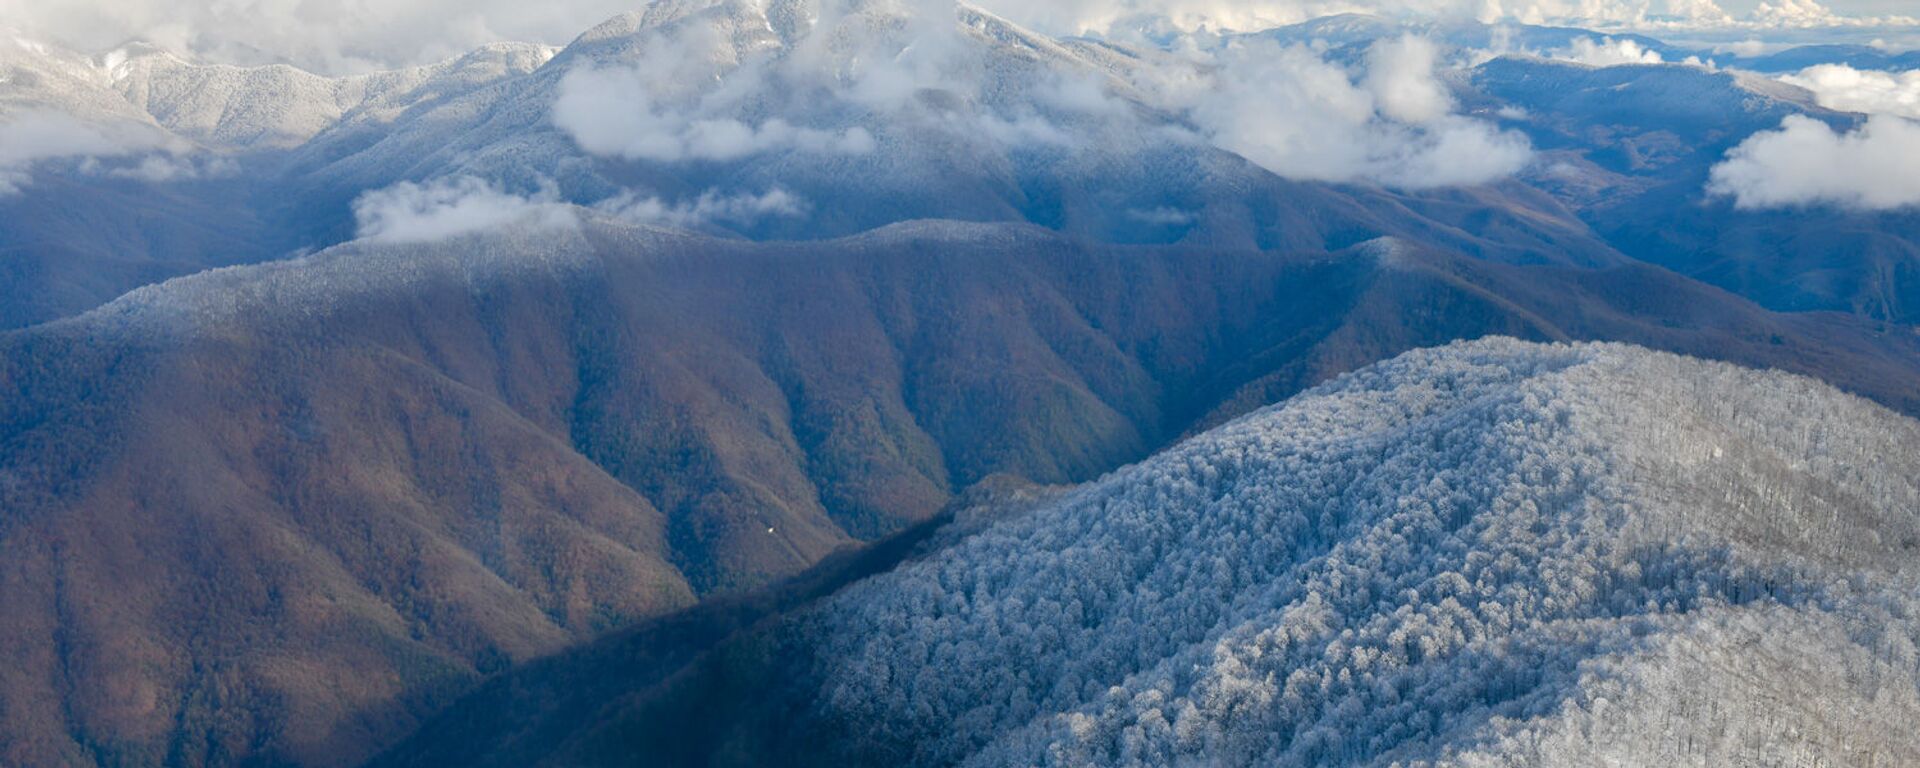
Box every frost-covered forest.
[784,338,1920,766]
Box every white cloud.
[1381,114,1542,186]
[552,63,876,163]
[1663,0,1734,21]
[1707,114,1920,210]
[1779,64,1920,119]
[1194,43,1372,182]
[1554,36,1667,66]
[106,153,238,183]
[1366,35,1456,124]
[6,0,1908,76]
[549,65,694,162]
[832,0,984,110]
[972,0,1334,40]
[353,176,805,242]
[596,187,808,229]
[1192,36,1532,189]
[0,0,637,74]
[0,109,176,195]
[1718,38,1773,57]
[987,0,1899,40]
[548,5,1528,189]
[545,19,879,163]
[1750,0,1846,26]
[984,0,1683,37]
[0,111,125,194]
[548,1,1123,161]
[1034,74,1137,119]
[351,176,577,243]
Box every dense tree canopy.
[788,338,1920,766]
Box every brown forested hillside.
[2,218,1917,766]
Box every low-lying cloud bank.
[0,109,211,195]
[351,176,809,244]
[1708,61,1920,211]
[1708,114,1920,210]
[548,8,1532,191]
[597,188,808,229]
[1780,63,1920,119]
[0,111,126,195]
[1193,35,1532,188]
[351,176,577,244]
[554,65,876,163]
[1553,36,1667,66]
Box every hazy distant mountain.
[1723,43,1920,73]
[1469,57,1920,321]
[1245,13,1920,74]
[380,339,1920,767]
[5,4,1920,328]
[1,31,555,152]
[0,34,553,329]
[1246,13,1688,63]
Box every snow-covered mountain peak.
[106,41,557,149]
[0,34,166,128]
[94,41,185,83]
[568,1,784,57]
[0,30,554,158]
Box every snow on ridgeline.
[1,31,555,152]
[64,234,581,339]
[108,40,558,149]
[800,338,1920,766]
[0,32,558,200]
[39,214,702,340]
[30,212,1051,342]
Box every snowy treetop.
[796,337,1920,766]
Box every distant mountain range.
[3,3,1919,329]
[1,2,1917,765]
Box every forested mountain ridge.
[381,338,1920,767]
[3,216,1919,765]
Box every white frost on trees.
[801,337,1920,766]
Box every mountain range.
[1,1,1917,765]
[5,3,1920,328]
